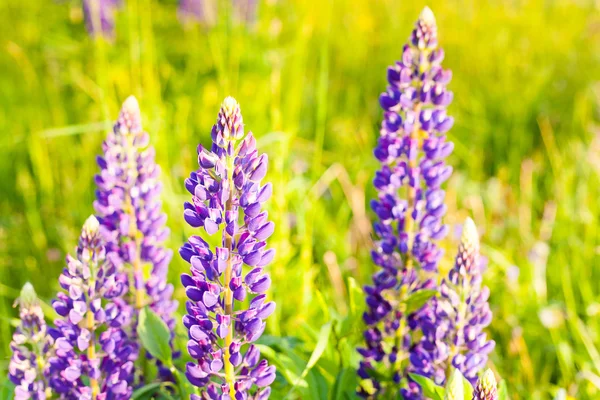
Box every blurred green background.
[1,0,600,398]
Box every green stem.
[123,133,148,378]
[223,147,236,397]
[87,250,99,399]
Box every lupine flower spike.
[411,218,495,385]
[94,96,178,374]
[181,97,276,399]
[82,0,121,39]
[358,6,454,397]
[177,0,258,26]
[232,0,259,25]
[9,283,52,400]
[178,0,217,26]
[48,216,136,398]
[473,369,498,400]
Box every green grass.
[1,0,600,398]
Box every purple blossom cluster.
[358,6,456,397]
[94,96,178,365]
[180,97,276,399]
[9,283,52,400]
[178,0,258,26]
[473,369,498,400]
[178,0,216,26]
[10,97,178,399]
[411,218,495,386]
[82,0,121,39]
[47,216,136,398]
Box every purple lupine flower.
[358,6,454,397]
[9,283,52,400]
[178,0,217,26]
[94,96,178,372]
[178,0,258,27]
[472,369,498,400]
[82,0,121,39]
[47,216,136,398]
[181,97,276,399]
[231,0,258,25]
[411,218,495,386]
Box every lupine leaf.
[404,289,438,314]
[0,381,15,400]
[409,373,445,400]
[337,277,366,338]
[171,367,196,399]
[332,367,361,400]
[347,277,364,316]
[131,382,163,399]
[462,373,474,399]
[305,321,332,371]
[444,368,465,400]
[498,380,509,400]
[137,307,172,364]
[285,322,332,398]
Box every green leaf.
[136,307,172,364]
[347,277,364,317]
[172,367,196,398]
[404,289,438,314]
[462,373,474,399]
[498,380,509,400]
[132,382,164,399]
[337,277,366,339]
[285,322,332,398]
[444,368,464,400]
[365,364,395,382]
[409,373,445,400]
[332,367,360,400]
[0,380,15,400]
[305,322,332,371]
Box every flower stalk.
[181,97,276,399]
[47,215,136,398]
[359,6,455,398]
[9,283,52,400]
[411,218,495,386]
[94,96,178,378]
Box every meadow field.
[1,0,600,398]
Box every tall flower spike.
[411,218,495,387]
[9,283,53,400]
[47,216,136,398]
[82,0,121,39]
[178,0,217,26]
[94,96,178,375]
[358,6,454,397]
[181,97,276,399]
[177,0,258,26]
[232,0,259,25]
[472,369,498,400]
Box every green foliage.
[411,372,507,400]
[137,307,173,365]
[409,374,446,400]
[132,382,176,400]
[445,369,466,400]
[0,0,599,399]
[498,380,509,400]
[404,289,438,315]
